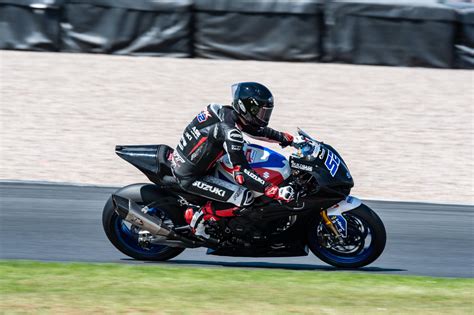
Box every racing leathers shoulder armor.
[171,104,290,194]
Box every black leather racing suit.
[171,104,291,207]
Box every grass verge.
[0,260,473,314]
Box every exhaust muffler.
[112,194,215,248]
[112,194,174,237]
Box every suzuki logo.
[243,169,266,185]
[192,181,226,197]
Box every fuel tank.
[214,143,291,187]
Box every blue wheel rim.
[113,214,168,257]
[316,215,375,265]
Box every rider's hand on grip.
[264,184,295,203]
[279,132,294,148]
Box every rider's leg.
[176,175,255,238]
[178,175,254,208]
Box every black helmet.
[231,82,274,128]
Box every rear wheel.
[102,196,185,261]
[307,204,386,268]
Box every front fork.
[321,210,345,244]
[320,196,363,242]
[321,210,341,237]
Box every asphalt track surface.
[0,182,472,278]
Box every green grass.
[0,260,472,314]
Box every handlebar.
[291,131,322,158]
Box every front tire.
[102,196,185,261]
[307,204,386,268]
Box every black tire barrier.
[323,1,457,68]
[450,3,474,69]
[0,0,472,68]
[59,0,193,57]
[0,0,62,51]
[194,0,323,61]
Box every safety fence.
[0,0,473,68]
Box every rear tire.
[307,204,386,268]
[102,196,185,261]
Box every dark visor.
[254,106,273,124]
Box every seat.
[116,144,179,187]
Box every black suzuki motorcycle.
[103,128,386,268]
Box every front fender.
[326,196,362,216]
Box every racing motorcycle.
[103,128,386,268]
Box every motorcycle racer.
[171,82,295,238]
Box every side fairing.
[214,144,291,187]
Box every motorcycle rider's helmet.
[231,82,274,128]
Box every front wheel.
[307,204,386,268]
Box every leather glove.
[264,184,295,203]
[279,132,294,148]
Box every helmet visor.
[251,105,273,126]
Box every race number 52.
[325,150,340,177]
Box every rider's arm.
[220,124,269,193]
[218,124,294,202]
[241,125,294,147]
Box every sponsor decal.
[233,187,244,199]
[330,215,348,238]
[192,181,226,197]
[319,148,325,160]
[290,160,313,172]
[185,132,192,141]
[227,129,244,143]
[190,150,200,161]
[245,148,257,163]
[173,150,184,163]
[179,135,188,148]
[231,145,242,151]
[263,171,270,179]
[325,150,341,177]
[196,110,211,123]
[191,126,201,139]
[243,169,266,186]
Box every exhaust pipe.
[112,194,174,237]
[112,194,217,248]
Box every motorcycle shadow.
[134,259,405,273]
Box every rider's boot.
[185,202,214,239]
[184,201,239,239]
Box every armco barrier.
[60,0,193,57]
[0,0,473,68]
[0,0,62,51]
[193,0,323,61]
[323,1,458,68]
